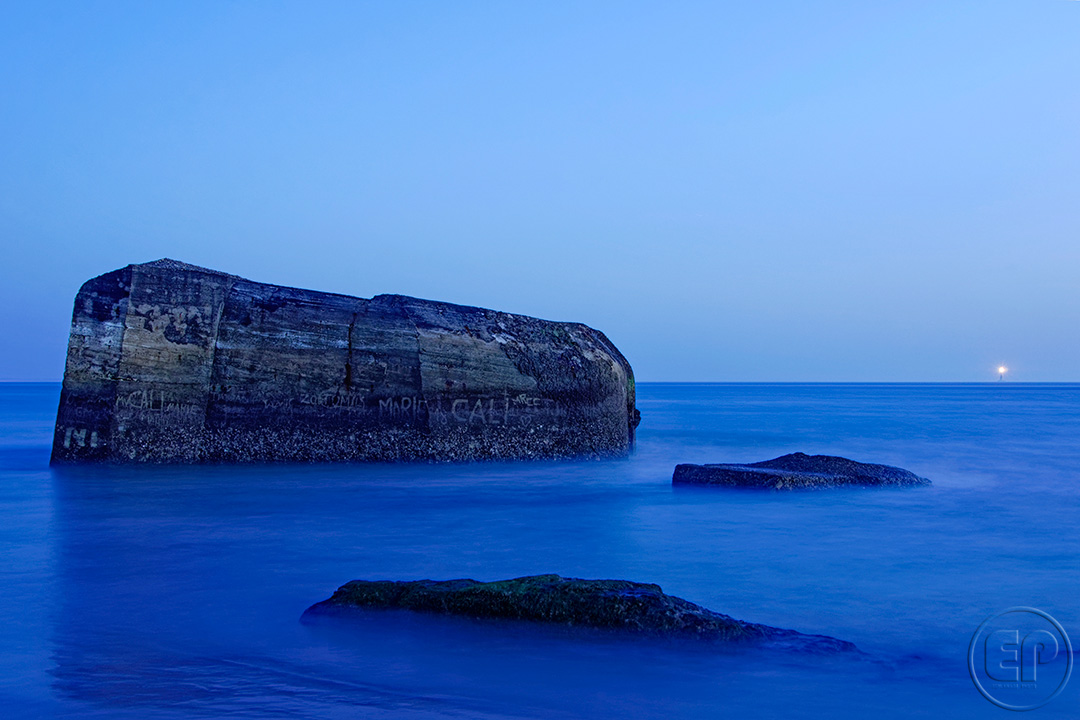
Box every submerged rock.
[673,452,931,490]
[51,259,638,463]
[302,574,857,653]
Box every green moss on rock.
[303,574,857,652]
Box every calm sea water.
[1,382,1077,718]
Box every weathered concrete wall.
[52,259,639,463]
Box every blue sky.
[1,1,1077,381]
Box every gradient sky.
[1,1,1077,382]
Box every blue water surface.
[1,382,1077,718]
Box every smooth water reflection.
[1,383,1077,718]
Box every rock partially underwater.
[51,259,638,463]
[673,452,931,490]
[302,574,857,653]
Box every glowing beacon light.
[998,366,1008,381]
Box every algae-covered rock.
[673,452,931,490]
[302,574,857,653]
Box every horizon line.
[3,380,1078,386]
